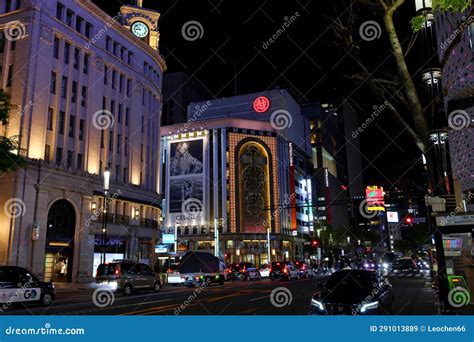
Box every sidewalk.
[53,282,98,291]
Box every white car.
[167,272,184,286]
[258,265,270,278]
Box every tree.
[322,0,470,153]
[0,89,26,172]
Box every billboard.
[166,137,208,228]
[386,211,399,223]
[365,186,385,211]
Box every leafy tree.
[0,89,26,172]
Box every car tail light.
[115,266,121,278]
[283,268,288,273]
[269,268,272,272]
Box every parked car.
[0,266,55,307]
[258,264,271,278]
[310,270,394,315]
[269,261,300,281]
[392,258,417,272]
[95,260,162,295]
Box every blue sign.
[162,234,175,244]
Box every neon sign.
[253,96,270,113]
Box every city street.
[1,271,438,316]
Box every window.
[117,134,121,154]
[55,147,63,165]
[113,42,118,56]
[127,51,133,65]
[73,47,79,69]
[120,47,125,60]
[125,108,129,126]
[58,111,65,134]
[71,81,77,103]
[111,70,116,89]
[50,71,56,94]
[83,54,89,74]
[103,66,108,85]
[81,86,87,107]
[106,36,111,51]
[0,33,5,53]
[109,131,113,151]
[75,16,83,33]
[56,2,64,20]
[66,9,74,27]
[118,104,122,123]
[85,22,92,39]
[119,74,123,93]
[115,165,120,180]
[77,153,83,170]
[124,137,128,156]
[67,150,73,168]
[142,88,145,105]
[100,130,104,148]
[141,115,144,133]
[64,42,70,64]
[15,0,21,10]
[68,115,75,138]
[61,76,68,98]
[99,160,102,174]
[111,100,115,116]
[44,144,50,163]
[126,78,131,97]
[123,167,128,183]
[143,62,148,74]
[5,0,12,12]
[53,36,59,59]
[11,40,16,51]
[6,64,13,87]
[47,107,54,130]
[102,96,106,110]
[140,144,143,162]
[79,119,84,140]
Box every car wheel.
[153,282,162,293]
[123,284,132,296]
[40,292,53,306]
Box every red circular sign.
[253,96,270,113]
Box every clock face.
[131,21,149,38]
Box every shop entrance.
[44,200,76,282]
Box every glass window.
[58,111,65,134]
[50,71,56,94]
[53,36,59,59]
[56,2,64,20]
[47,107,54,130]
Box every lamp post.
[101,168,110,264]
[266,228,271,264]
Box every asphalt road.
[1,270,438,315]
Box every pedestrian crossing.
[385,270,431,278]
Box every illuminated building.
[0,0,164,282]
[160,90,313,263]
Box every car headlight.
[311,298,324,310]
[364,263,369,268]
[360,301,378,313]
[382,263,388,269]
[108,281,118,290]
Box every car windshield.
[325,271,376,292]
[0,268,18,282]
[97,264,118,276]
[395,259,412,266]
[271,262,285,269]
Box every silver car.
[95,261,162,296]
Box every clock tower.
[120,0,160,51]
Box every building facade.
[0,0,165,282]
[160,90,313,264]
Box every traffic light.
[311,239,320,248]
[403,215,413,226]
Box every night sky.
[94,0,426,191]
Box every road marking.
[249,295,270,302]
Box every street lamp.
[101,168,110,264]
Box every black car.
[392,258,417,271]
[0,266,55,309]
[269,261,300,281]
[310,270,394,315]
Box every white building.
[0,0,165,282]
